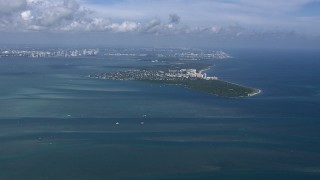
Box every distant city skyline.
[0,0,320,49]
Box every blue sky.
[295,1,320,16]
[0,0,319,48]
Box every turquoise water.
[0,50,320,179]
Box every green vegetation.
[149,79,259,97]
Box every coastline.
[218,80,262,97]
[248,89,262,97]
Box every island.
[89,65,261,98]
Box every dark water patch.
[47,64,77,69]
[0,71,40,76]
[1,118,320,180]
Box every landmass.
[90,65,261,98]
[0,47,229,60]
[0,46,260,97]
[0,48,99,58]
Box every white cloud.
[110,21,140,32]
[77,0,320,37]
[0,0,319,41]
[21,10,33,21]
[0,0,143,33]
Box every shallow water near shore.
[0,49,320,179]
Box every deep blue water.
[0,49,320,179]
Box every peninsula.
[90,66,261,98]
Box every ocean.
[0,49,320,179]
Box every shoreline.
[212,78,262,98]
[248,89,262,97]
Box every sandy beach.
[248,89,262,97]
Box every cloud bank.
[0,0,319,48]
[0,0,174,33]
[0,0,237,36]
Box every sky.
[0,0,320,49]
